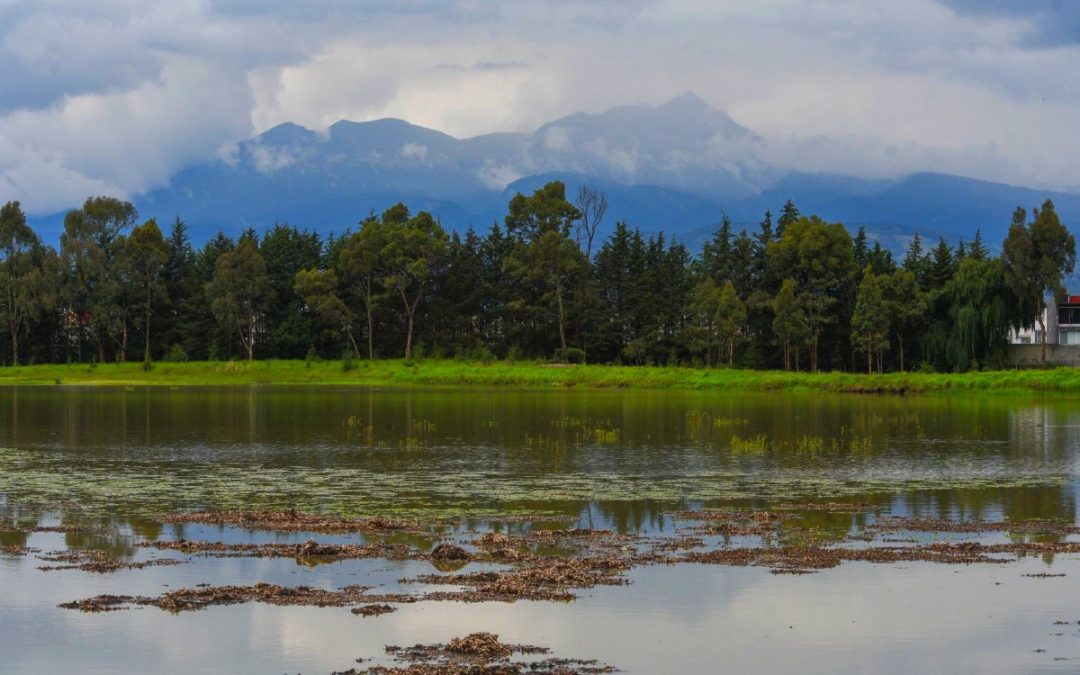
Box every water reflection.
[0,387,1078,527]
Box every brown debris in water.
[141,539,410,560]
[868,517,1080,535]
[162,510,419,533]
[430,543,471,562]
[342,632,616,674]
[36,548,183,573]
[407,556,631,603]
[61,582,374,613]
[352,604,398,617]
[0,544,37,556]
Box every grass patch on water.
[0,360,1079,394]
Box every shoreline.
[0,359,1078,394]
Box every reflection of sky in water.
[3,387,1080,671]
[3,539,1080,673]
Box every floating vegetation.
[351,604,397,617]
[141,539,411,561]
[36,548,183,573]
[60,582,376,613]
[341,632,616,674]
[161,510,419,534]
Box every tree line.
[0,181,1073,372]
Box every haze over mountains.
[48,92,1080,249]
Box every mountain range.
[34,92,1080,250]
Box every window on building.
[1062,330,1080,345]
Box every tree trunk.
[898,334,905,372]
[783,339,790,371]
[404,311,414,359]
[1040,313,1047,366]
[728,339,734,366]
[555,283,567,352]
[867,334,872,374]
[344,325,361,360]
[145,286,152,362]
[811,329,820,373]
[10,324,18,367]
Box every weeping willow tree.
[930,257,1016,371]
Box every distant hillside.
[27,93,1080,251]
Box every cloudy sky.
[1,0,1078,214]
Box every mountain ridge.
[27,93,1080,250]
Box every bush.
[142,357,154,372]
[342,351,357,372]
[917,361,936,374]
[506,346,523,363]
[554,347,586,364]
[165,344,189,363]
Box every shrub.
[165,344,189,363]
[554,347,586,364]
[342,351,357,372]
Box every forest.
[0,181,1074,373]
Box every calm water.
[2,386,1080,673]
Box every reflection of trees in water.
[894,485,1076,523]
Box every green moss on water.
[0,445,1067,520]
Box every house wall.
[1008,344,1080,367]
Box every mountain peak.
[659,91,714,113]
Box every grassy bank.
[0,359,1078,393]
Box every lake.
[1,386,1079,673]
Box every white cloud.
[1,0,1079,214]
[400,142,427,161]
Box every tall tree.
[851,266,889,373]
[716,281,747,366]
[206,238,270,361]
[767,216,855,372]
[382,207,449,359]
[0,202,51,365]
[574,185,608,261]
[504,182,584,356]
[60,197,137,362]
[260,224,323,358]
[882,269,925,372]
[772,278,809,371]
[776,200,800,239]
[1002,201,1076,364]
[124,219,169,362]
[339,216,387,359]
[295,268,359,358]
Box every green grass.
[1,359,1079,393]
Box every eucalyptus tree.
[504,181,584,356]
[772,279,809,371]
[125,219,169,362]
[381,207,448,359]
[1002,201,1075,365]
[339,215,388,359]
[851,266,889,373]
[0,201,52,365]
[206,238,270,361]
[59,197,137,362]
[294,268,359,358]
[767,216,855,372]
